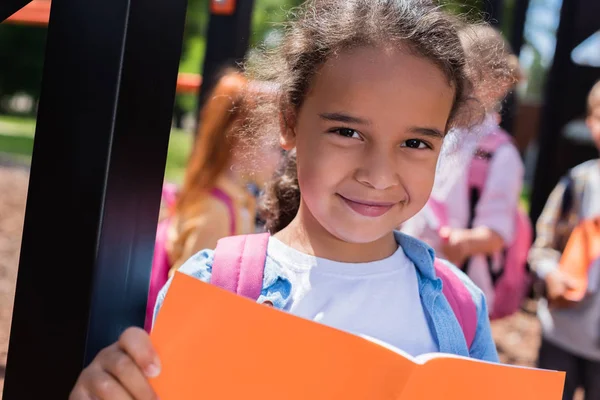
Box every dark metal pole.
[500,0,530,135]
[196,0,255,125]
[509,0,530,53]
[483,0,504,26]
[0,0,31,22]
[529,0,581,225]
[2,0,186,396]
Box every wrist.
[536,260,559,280]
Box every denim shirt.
[154,231,499,362]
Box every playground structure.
[5,0,203,95]
[0,0,599,398]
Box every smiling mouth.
[337,194,396,218]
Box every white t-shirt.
[402,138,524,312]
[267,237,438,357]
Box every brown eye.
[402,139,429,149]
[332,128,361,139]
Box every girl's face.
[281,46,455,244]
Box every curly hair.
[240,0,512,233]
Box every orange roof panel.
[5,0,50,26]
[4,0,202,94]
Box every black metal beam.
[0,0,31,23]
[2,0,186,396]
[509,0,530,54]
[483,0,504,26]
[196,0,255,123]
[500,0,530,136]
[529,0,600,225]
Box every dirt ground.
[0,164,29,397]
[0,163,582,399]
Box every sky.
[520,0,600,69]
[520,0,563,69]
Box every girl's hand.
[439,227,470,267]
[545,270,578,309]
[69,327,161,400]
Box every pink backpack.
[144,184,236,332]
[428,129,532,320]
[210,233,478,350]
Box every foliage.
[0,24,47,114]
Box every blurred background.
[0,0,599,397]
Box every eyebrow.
[319,112,371,125]
[408,127,445,139]
[320,112,444,138]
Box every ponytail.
[259,149,300,233]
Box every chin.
[325,220,397,245]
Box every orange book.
[559,217,600,301]
[150,272,565,399]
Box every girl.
[164,70,277,272]
[70,1,509,398]
[401,25,526,314]
[146,70,280,329]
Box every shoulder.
[153,249,215,322]
[570,159,599,179]
[435,258,486,313]
[435,259,498,361]
[488,140,523,173]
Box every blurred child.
[528,79,600,400]
[401,25,528,317]
[145,70,280,330]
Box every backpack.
[210,233,478,350]
[427,129,533,320]
[144,184,237,332]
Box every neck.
[274,199,398,263]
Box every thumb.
[439,226,451,241]
[561,273,580,290]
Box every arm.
[441,145,524,265]
[469,289,499,362]
[470,144,524,253]
[528,175,574,278]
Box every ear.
[279,107,297,151]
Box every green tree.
[0,24,47,114]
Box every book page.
[150,272,418,400]
[400,354,565,399]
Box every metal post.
[483,0,503,26]
[529,0,600,225]
[2,0,186,396]
[500,0,530,135]
[196,0,255,124]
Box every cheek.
[296,137,349,189]
[399,155,438,203]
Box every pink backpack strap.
[162,182,179,208]
[145,217,172,332]
[468,129,512,190]
[434,258,477,349]
[211,187,237,235]
[211,233,270,300]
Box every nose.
[355,147,400,190]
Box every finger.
[562,275,580,290]
[81,367,133,400]
[439,226,451,240]
[118,327,161,378]
[103,347,158,400]
[69,385,97,400]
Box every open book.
[150,272,565,399]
